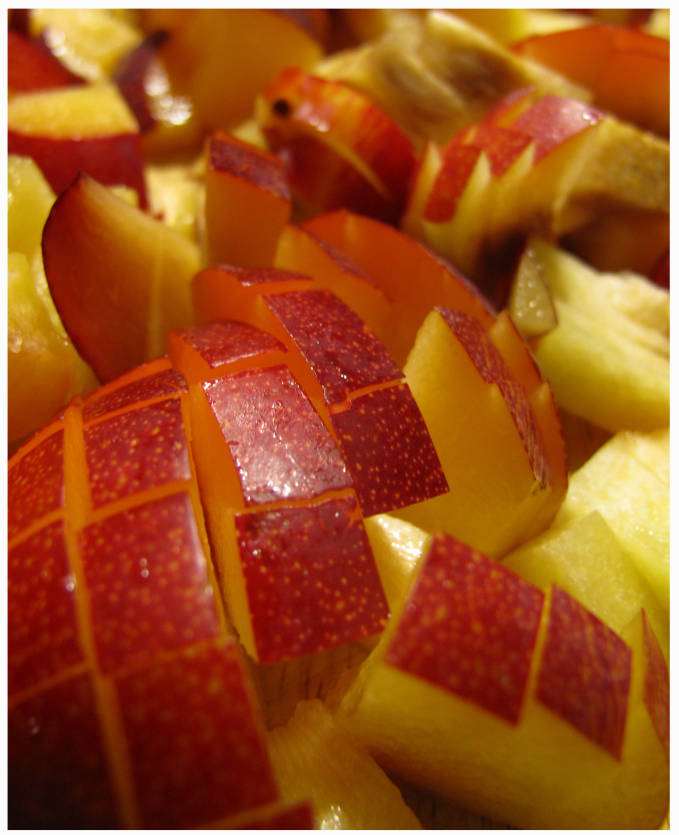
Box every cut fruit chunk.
[29,8,143,82]
[192,266,449,518]
[169,319,393,664]
[8,82,147,205]
[42,174,200,382]
[8,29,82,95]
[204,131,291,268]
[272,223,391,343]
[8,156,98,446]
[404,90,669,282]
[112,31,203,158]
[399,307,563,557]
[518,238,670,433]
[552,429,669,612]
[138,9,323,136]
[338,533,669,829]
[503,510,668,660]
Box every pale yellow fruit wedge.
[526,237,669,357]
[8,154,55,267]
[8,82,138,139]
[518,238,669,433]
[503,510,668,660]
[553,430,669,611]
[29,8,142,82]
[534,300,669,433]
[268,699,421,829]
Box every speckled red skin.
[536,586,631,759]
[423,93,602,224]
[470,125,533,176]
[203,364,352,506]
[84,397,192,508]
[79,491,222,676]
[7,129,148,208]
[82,364,186,423]
[437,307,549,487]
[8,518,84,696]
[9,672,121,828]
[386,532,544,724]
[642,611,669,760]
[265,288,402,405]
[235,495,389,663]
[511,95,603,161]
[8,303,452,825]
[172,320,285,370]
[114,638,278,828]
[8,425,64,539]
[8,349,279,829]
[331,383,449,518]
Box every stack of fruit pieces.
[7,8,669,830]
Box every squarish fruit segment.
[168,314,394,664]
[191,265,449,518]
[268,699,421,829]
[337,533,669,829]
